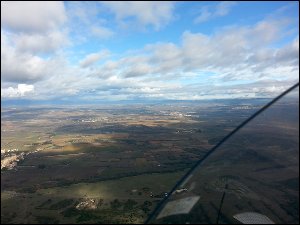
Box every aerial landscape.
[149,88,299,224]
[1,100,265,223]
[1,1,299,224]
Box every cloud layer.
[1,2,299,101]
[194,1,237,23]
[1,1,66,33]
[102,1,175,30]
[2,84,34,98]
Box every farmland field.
[1,99,277,223]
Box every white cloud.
[1,51,48,83]
[275,36,299,65]
[1,1,66,33]
[1,33,55,83]
[80,50,110,68]
[14,30,69,54]
[0,2,70,84]
[194,1,236,23]
[1,2,70,84]
[1,84,34,98]
[102,1,175,30]
[124,63,153,78]
[215,1,237,16]
[65,2,114,44]
[91,26,114,39]
[86,17,298,90]
[80,17,298,91]
[1,4,298,101]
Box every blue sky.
[1,1,299,102]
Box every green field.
[1,171,186,224]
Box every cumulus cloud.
[14,30,69,54]
[1,52,49,83]
[64,1,115,43]
[91,26,114,39]
[80,50,110,68]
[1,2,298,101]
[1,1,70,84]
[28,17,298,101]
[194,1,236,23]
[113,18,297,81]
[275,36,299,65]
[1,1,66,33]
[1,84,34,98]
[102,1,175,30]
[124,63,153,78]
[1,33,55,83]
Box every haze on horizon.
[1,1,299,104]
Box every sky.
[1,1,299,103]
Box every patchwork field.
[1,101,267,223]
